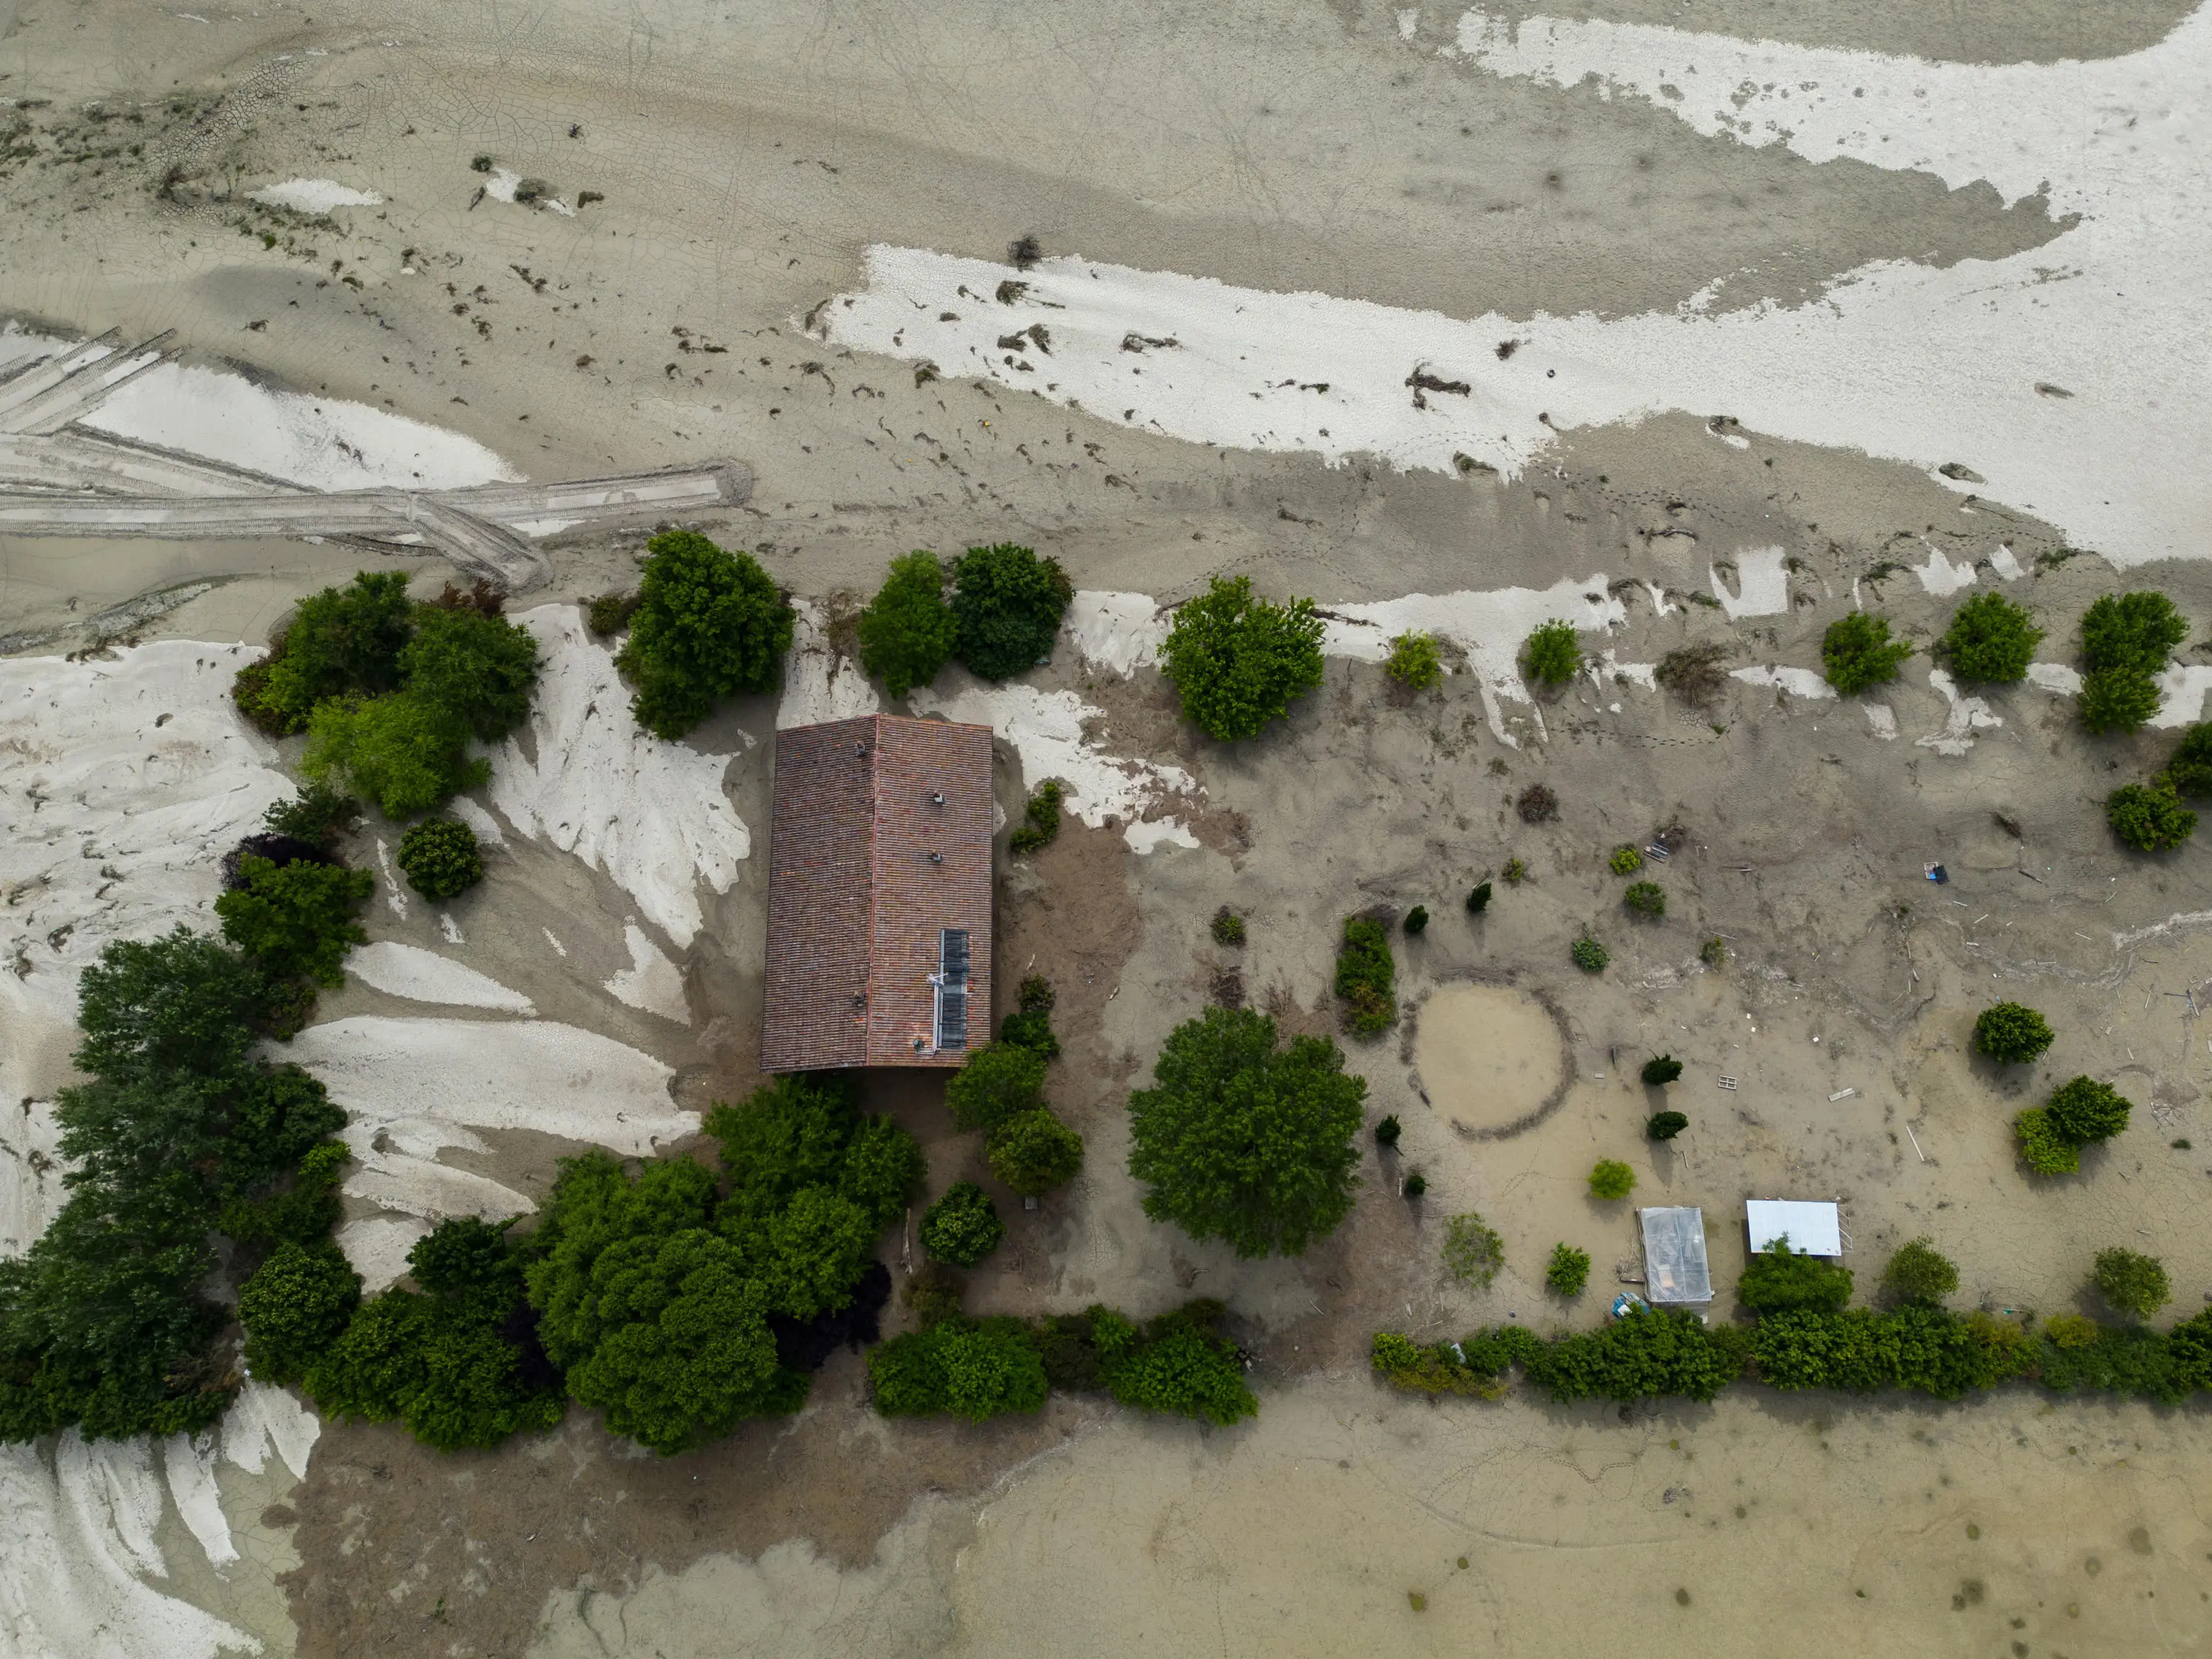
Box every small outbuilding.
[1638,1206,1713,1306]
[1745,1199,1843,1258]
[762,714,995,1071]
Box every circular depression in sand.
[1412,982,1569,1138]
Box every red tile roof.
[762,714,994,1071]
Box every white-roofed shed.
[1745,1199,1843,1258]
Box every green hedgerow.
[1546,1243,1591,1298]
[1009,778,1064,855]
[1820,611,1912,695]
[1570,935,1609,974]
[1646,1110,1689,1141]
[1334,917,1398,1035]
[1880,1238,1959,1308]
[1641,1055,1683,1087]
[2015,1107,2080,1177]
[2163,723,2212,799]
[857,549,959,697]
[1622,881,1666,917]
[2093,1247,2170,1320]
[1521,621,1582,686]
[950,543,1074,682]
[1210,907,1246,947]
[1936,590,2043,684]
[868,1316,1049,1422]
[2046,1075,2131,1145]
[1587,1159,1635,1200]
[1737,1238,1853,1315]
[1465,882,1492,914]
[1972,1002,2054,1065]
[2108,781,2196,852]
[1159,574,1326,742]
[1442,1212,1504,1288]
[919,1182,1004,1268]
[1608,845,1643,876]
[395,817,483,901]
[1384,630,1444,691]
[616,530,795,738]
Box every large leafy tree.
[1125,1006,1365,1258]
[857,550,959,696]
[398,603,541,741]
[944,1043,1048,1133]
[949,542,1073,681]
[302,692,486,818]
[243,572,416,732]
[238,1241,362,1385]
[216,855,373,988]
[1159,575,1326,742]
[73,927,266,1082]
[616,530,795,737]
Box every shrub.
[2081,667,2164,734]
[902,1266,966,1328]
[1465,882,1492,914]
[2093,1248,2170,1319]
[1547,1243,1591,1298]
[1820,612,1912,695]
[1210,907,1246,947]
[1516,784,1557,823]
[750,1187,879,1321]
[1159,575,1326,741]
[1401,1170,1426,1197]
[238,1241,362,1386]
[302,691,487,819]
[1608,845,1642,876]
[1570,935,1609,973]
[1699,936,1727,967]
[2046,1076,2131,1145]
[1384,630,1443,691]
[1587,1159,1635,1200]
[1737,1239,1853,1314]
[999,975,1060,1055]
[1375,1115,1401,1148]
[215,855,372,989]
[1126,1006,1366,1259]
[986,1107,1084,1197]
[616,530,795,738]
[1442,1213,1504,1287]
[1102,1308,1254,1426]
[241,572,415,732]
[837,1115,927,1231]
[2107,782,2196,851]
[1655,642,1729,704]
[1502,858,1528,884]
[585,589,639,635]
[2081,590,2187,678]
[2043,1312,2100,1349]
[945,1043,1048,1133]
[1881,1238,1959,1307]
[1403,904,1429,935]
[868,1317,1048,1421]
[920,1183,1004,1267]
[264,781,356,845]
[395,817,483,901]
[950,543,1074,682]
[1523,1307,1747,1403]
[857,550,959,696]
[2015,1108,2079,1176]
[1646,1110,1689,1141]
[399,603,540,742]
[1008,778,1063,855]
[1641,1056,1683,1087]
[1622,881,1666,917]
[1972,1002,2054,1065]
[2163,723,2212,798]
[219,1138,349,1246]
[1520,621,1581,685]
[1937,591,2042,683]
[1334,917,1397,1035]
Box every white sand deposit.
[778,598,880,729]
[248,179,382,213]
[602,923,690,1025]
[346,939,537,1013]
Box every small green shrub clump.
[2046,1076,2131,1144]
[997,976,1059,1056]
[2014,1107,2080,1176]
[919,1182,1004,1267]
[1403,904,1429,935]
[1442,1213,1504,1288]
[1738,1239,1853,1315]
[238,1241,362,1385]
[945,1043,1048,1133]
[264,781,356,845]
[1936,591,2043,683]
[1622,881,1666,917]
[1009,778,1064,855]
[1465,881,1493,914]
[950,543,1074,682]
[2162,723,2212,798]
[868,1316,1049,1422]
[1699,936,1727,967]
[1570,935,1609,974]
[1646,1110,1689,1141]
[1402,1170,1427,1198]
[857,549,959,696]
[1881,1238,1959,1308]
[1502,858,1528,884]
[1546,1243,1591,1299]
[1587,1159,1635,1200]
[2093,1248,2170,1319]
[2082,670,2164,734]
[616,529,796,738]
[1368,1327,1543,1400]
[1641,1055,1683,1087]
[1608,845,1643,876]
[2107,781,2196,852]
[1210,907,1246,947]
[1375,1114,1401,1148]
[584,589,640,636]
[986,1107,1085,1197]
[395,817,483,901]
[1972,1002,2054,1065]
[1820,612,1912,695]
[1159,574,1326,741]
[1335,917,1398,1035]
[1520,621,1582,686]
[2080,590,2187,734]
[1384,630,1444,691]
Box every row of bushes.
[941,979,1085,1199]
[856,543,1074,695]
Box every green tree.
[616,530,796,738]
[2092,1248,2170,1320]
[2080,667,2164,735]
[1159,575,1326,742]
[2045,1076,2131,1144]
[1520,620,1582,685]
[395,817,484,901]
[945,1043,1049,1133]
[1383,631,1443,691]
[1936,591,2042,683]
[1104,1310,1255,1426]
[399,603,540,740]
[263,780,356,845]
[215,855,372,988]
[868,1317,1048,1421]
[2014,1107,2079,1176]
[2162,723,2212,798]
[1737,1239,1853,1314]
[703,1074,857,1217]
[1880,1238,1959,1307]
[949,543,1074,681]
[746,1187,878,1321]
[243,572,416,732]
[2081,590,2187,677]
[986,1107,1084,1197]
[302,691,487,819]
[1821,612,1912,695]
[1547,1243,1592,1298]
[1587,1159,1635,1200]
[72,927,266,1082]
[1641,1056,1683,1086]
[238,1242,361,1385]
[2107,782,2196,851]
[837,1116,925,1231]
[1125,1007,1365,1259]
[920,1183,1005,1267]
[1646,1110,1689,1141]
[857,550,959,696]
[1972,1002,2054,1065]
